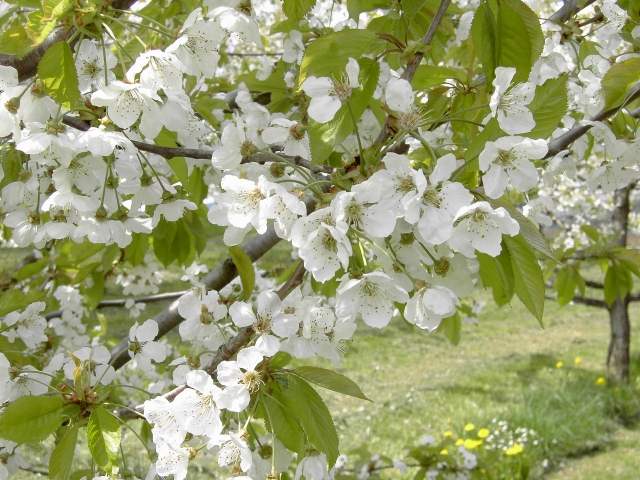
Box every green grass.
[3,244,640,478]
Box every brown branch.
[61,115,333,174]
[548,0,596,24]
[118,262,307,419]
[546,84,640,158]
[402,0,451,82]
[109,226,281,370]
[0,0,137,81]
[546,294,607,308]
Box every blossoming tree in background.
[0,0,638,478]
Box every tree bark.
[607,297,631,381]
[607,185,633,382]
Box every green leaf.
[602,58,640,110]
[495,0,543,83]
[152,218,178,266]
[0,396,66,443]
[125,233,149,266]
[0,289,46,317]
[87,406,121,470]
[278,373,339,465]
[477,250,514,305]
[283,0,316,21]
[604,262,633,306]
[347,0,389,19]
[37,41,81,109]
[260,392,305,454]
[527,74,568,139]
[229,246,256,300]
[554,266,583,306]
[612,248,640,278]
[504,235,545,324]
[439,313,462,345]
[299,29,386,85]
[49,424,78,480]
[471,0,543,83]
[293,366,369,401]
[0,18,33,56]
[413,65,467,90]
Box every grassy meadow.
[2,244,640,478]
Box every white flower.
[336,272,409,328]
[167,20,224,77]
[152,199,197,227]
[128,319,168,372]
[217,175,270,233]
[212,119,265,170]
[479,136,547,199]
[173,370,223,439]
[155,442,190,480]
[214,432,253,472]
[448,202,519,257]
[384,77,414,113]
[489,67,536,135]
[368,152,427,223]
[262,118,311,160]
[405,286,458,332]
[2,302,47,349]
[144,396,186,448]
[0,65,18,93]
[295,453,329,480]
[177,290,228,345]
[417,154,474,245]
[126,50,184,94]
[260,182,307,240]
[229,291,281,356]
[63,346,115,386]
[283,30,305,64]
[216,346,264,412]
[91,81,162,136]
[291,208,352,282]
[332,186,396,238]
[301,58,360,123]
[75,39,116,92]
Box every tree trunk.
[607,296,631,382]
[607,185,633,382]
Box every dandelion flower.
[505,443,524,456]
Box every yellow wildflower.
[574,356,583,366]
[464,439,482,450]
[478,428,490,439]
[464,423,475,432]
[455,439,464,446]
[440,449,448,456]
[596,376,606,386]
[505,443,524,456]
[443,430,453,438]
[555,361,564,369]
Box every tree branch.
[402,0,451,82]
[0,0,137,81]
[109,226,281,369]
[118,262,307,419]
[546,84,640,158]
[61,115,333,174]
[548,0,596,24]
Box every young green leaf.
[504,235,545,325]
[602,58,640,110]
[37,41,81,109]
[283,0,316,21]
[293,366,370,401]
[0,396,66,443]
[439,313,462,345]
[49,425,78,480]
[477,251,514,305]
[260,392,306,454]
[278,373,339,465]
[229,245,256,300]
[528,74,568,139]
[87,406,122,470]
